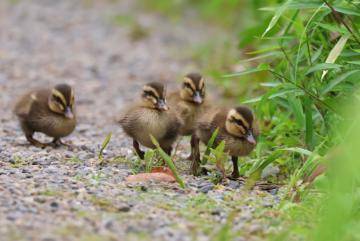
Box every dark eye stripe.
[183,83,194,90]
[143,90,157,99]
[54,95,66,106]
[231,118,247,129]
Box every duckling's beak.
[246,132,256,145]
[157,99,169,111]
[193,91,203,104]
[64,107,74,119]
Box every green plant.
[150,135,186,188]
[98,132,112,163]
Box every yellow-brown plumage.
[119,82,182,159]
[14,84,76,148]
[168,73,207,136]
[191,106,259,178]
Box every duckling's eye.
[143,91,156,98]
[53,95,65,105]
[183,83,193,91]
[233,118,245,127]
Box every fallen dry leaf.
[151,166,175,178]
[125,173,176,183]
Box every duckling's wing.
[14,92,36,119]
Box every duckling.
[14,83,76,148]
[168,73,207,159]
[168,73,206,134]
[191,106,259,178]
[119,82,181,159]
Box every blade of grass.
[202,128,219,164]
[150,135,185,188]
[98,132,112,161]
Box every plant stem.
[323,0,360,45]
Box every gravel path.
[0,1,280,240]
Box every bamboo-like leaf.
[321,35,349,80]
[287,95,305,127]
[98,133,112,160]
[223,64,269,78]
[347,61,360,65]
[280,147,313,156]
[321,70,360,95]
[334,6,360,17]
[150,135,185,188]
[260,2,323,11]
[262,0,293,37]
[306,63,342,75]
[315,22,349,35]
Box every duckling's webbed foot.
[133,140,145,159]
[26,134,48,149]
[51,138,70,148]
[231,156,240,179]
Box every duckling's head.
[48,84,75,119]
[180,73,205,105]
[225,106,256,145]
[141,82,169,111]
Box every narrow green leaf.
[287,95,305,127]
[243,96,263,104]
[260,2,323,11]
[321,70,360,95]
[347,61,360,65]
[315,22,349,35]
[262,0,293,37]
[150,135,185,188]
[202,128,219,164]
[311,46,323,63]
[334,6,360,17]
[223,64,269,78]
[98,133,112,160]
[305,63,342,75]
[280,147,312,156]
[321,35,349,80]
[246,46,280,54]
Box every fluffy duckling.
[14,84,76,148]
[191,106,259,178]
[168,73,207,158]
[119,82,181,159]
[168,73,207,135]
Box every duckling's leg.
[21,122,48,148]
[231,156,240,179]
[186,135,196,160]
[190,135,201,175]
[25,134,48,149]
[133,139,145,159]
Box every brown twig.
[323,0,360,45]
